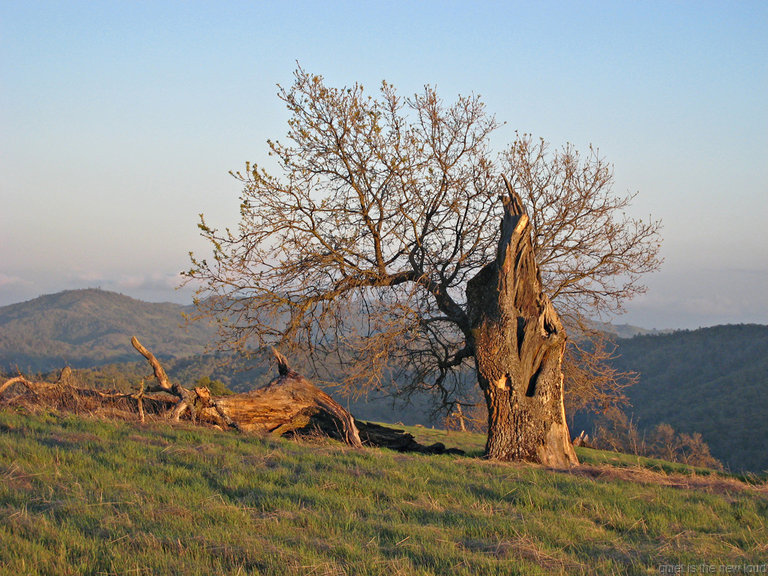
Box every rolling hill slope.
[0,289,216,372]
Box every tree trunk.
[466,177,578,467]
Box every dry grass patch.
[564,464,768,497]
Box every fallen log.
[208,351,363,447]
[131,337,363,447]
[356,421,464,455]
[129,338,465,453]
[0,371,172,417]
[1,339,464,456]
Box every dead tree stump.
[466,177,578,467]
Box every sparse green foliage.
[194,375,234,396]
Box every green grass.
[1,410,766,575]
[403,424,764,480]
[392,424,487,456]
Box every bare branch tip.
[272,348,291,376]
[499,175,525,217]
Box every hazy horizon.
[2,1,766,331]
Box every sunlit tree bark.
[466,178,577,465]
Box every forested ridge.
[0,289,216,371]
[609,324,768,473]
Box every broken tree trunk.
[130,337,362,448]
[465,176,578,467]
[211,351,363,447]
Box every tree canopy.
[186,67,662,419]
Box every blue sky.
[1,1,766,329]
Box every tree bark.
[209,352,363,448]
[466,177,578,467]
[130,338,363,447]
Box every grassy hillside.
[611,325,768,473]
[0,289,216,372]
[1,410,766,575]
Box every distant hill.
[610,324,768,473]
[0,289,217,372]
[593,322,673,339]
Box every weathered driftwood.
[465,176,578,467]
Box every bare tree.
[502,135,661,324]
[185,67,662,463]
